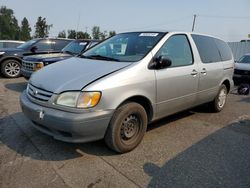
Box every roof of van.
[119,31,225,41]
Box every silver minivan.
[20,31,234,153]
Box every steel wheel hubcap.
[218,88,226,108]
[121,114,139,140]
[5,62,20,77]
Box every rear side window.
[35,40,53,51]
[192,34,221,63]
[214,39,232,61]
[54,40,71,50]
[5,42,21,48]
[156,34,193,67]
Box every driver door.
[155,34,199,118]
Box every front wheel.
[105,102,148,153]
[1,59,21,78]
[210,84,228,112]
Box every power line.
[198,14,250,19]
[119,16,191,32]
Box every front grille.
[22,60,35,71]
[234,69,250,75]
[27,84,53,102]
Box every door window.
[34,40,53,51]
[156,35,193,67]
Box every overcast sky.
[1,0,250,41]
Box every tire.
[1,59,21,78]
[210,84,228,112]
[105,102,148,153]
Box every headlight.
[0,52,5,55]
[34,62,44,71]
[55,91,101,108]
[77,91,101,108]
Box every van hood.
[235,63,250,71]
[29,57,131,94]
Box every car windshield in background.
[62,41,87,55]
[239,55,250,63]
[82,32,165,62]
[17,39,37,49]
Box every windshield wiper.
[84,55,120,62]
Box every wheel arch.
[221,79,231,94]
[0,56,22,64]
[117,95,154,122]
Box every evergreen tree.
[92,26,101,39]
[76,31,91,39]
[0,6,20,40]
[34,16,52,38]
[58,30,66,38]
[109,31,116,37]
[20,17,31,40]
[67,30,76,39]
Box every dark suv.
[21,39,99,79]
[0,38,72,78]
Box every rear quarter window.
[54,40,71,50]
[191,34,221,63]
[214,39,232,61]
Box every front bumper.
[233,74,250,80]
[20,68,33,78]
[20,91,114,143]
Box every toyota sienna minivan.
[20,31,234,153]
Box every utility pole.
[192,14,197,32]
[76,12,81,39]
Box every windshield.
[62,40,88,55]
[239,55,250,64]
[82,32,165,62]
[17,39,38,49]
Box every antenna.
[192,14,197,32]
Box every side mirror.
[234,60,238,63]
[149,55,172,70]
[30,46,38,52]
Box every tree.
[34,16,52,38]
[109,31,116,37]
[0,6,20,40]
[67,30,76,39]
[92,26,101,39]
[76,31,91,39]
[100,30,108,40]
[58,30,66,38]
[20,17,31,41]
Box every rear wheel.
[1,59,21,78]
[210,84,228,112]
[105,102,147,153]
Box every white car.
[234,54,250,81]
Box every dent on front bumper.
[20,91,114,143]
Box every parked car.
[21,39,100,79]
[20,31,234,153]
[0,38,72,78]
[0,40,25,48]
[234,54,250,82]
